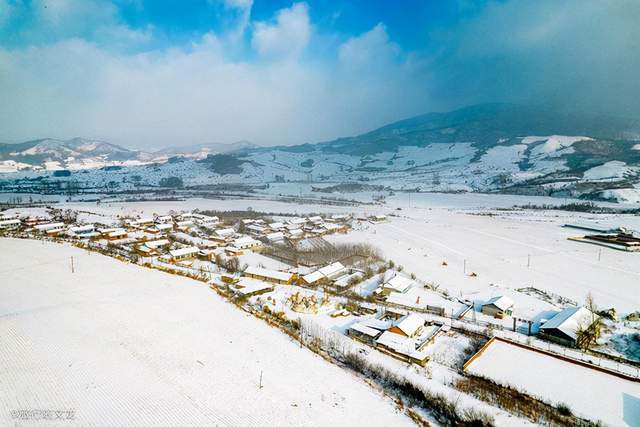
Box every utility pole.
[598,249,602,262]
[71,256,74,273]
[463,259,467,275]
[259,370,263,389]
[527,254,531,268]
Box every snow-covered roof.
[288,217,307,225]
[34,222,65,231]
[135,217,154,225]
[540,306,596,340]
[392,313,424,337]
[483,295,514,312]
[108,229,127,238]
[233,236,260,248]
[334,271,364,288]
[269,222,285,229]
[169,246,200,257]
[236,281,273,296]
[350,323,381,338]
[302,271,324,284]
[153,223,173,231]
[266,231,284,241]
[383,275,414,293]
[322,223,342,231]
[216,228,235,237]
[318,262,346,279]
[144,239,170,249]
[360,318,391,331]
[244,266,292,282]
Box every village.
[1,204,640,426]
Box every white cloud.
[338,23,399,69]
[0,25,430,149]
[251,2,311,58]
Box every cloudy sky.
[0,0,638,149]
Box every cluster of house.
[0,210,357,265]
[480,295,599,347]
[348,311,442,366]
[242,214,351,244]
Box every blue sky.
[0,0,638,148]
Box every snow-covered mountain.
[2,104,640,203]
[0,138,260,171]
[0,138,151,171]
[157,140,259,160]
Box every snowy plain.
[466,339,640,427]
[0,238,413,426]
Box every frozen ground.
[328,208,640,314]
[466,339,640,427]
[0,238,413,426]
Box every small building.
[144,239,171,249]
[348,322,383,345]
[288,229,304,240]
[106,229,128,240]
[539,306,598,347]
[301,271,326,287]
[66,225,96,239]
[481,296,514,318]
[388,313,425,338]
[34,222,66,234]
[169,246,200,262]
[0,218,21,230]
[232,236,262,251]
[155,215,173,223]
[246,224,266,236]
[175,220,195,231]
[370,215,387,223]
[381,275,414,296]
[235,278,274,297]
[308,216,323,225]
[224,246,243,257]
[147,223,173,234]
[318,262,347,281]
[243,266,294,285]
[266,231,285,243]
[215,228,236,240]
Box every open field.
[0,238,413,426]
[328,207,640,314]
[465,338,640,426]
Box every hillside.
[1,104,640,203]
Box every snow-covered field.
[327,208,640,314]
[465,338,640,427]
[0,238,412,426]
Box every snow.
[466,338,640,426]
[539,306,595,341]
[583,161,637,181]
[600,188,640,204]
[327,209,640,314]
[0,238,413,426]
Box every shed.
[481,296,514,318]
